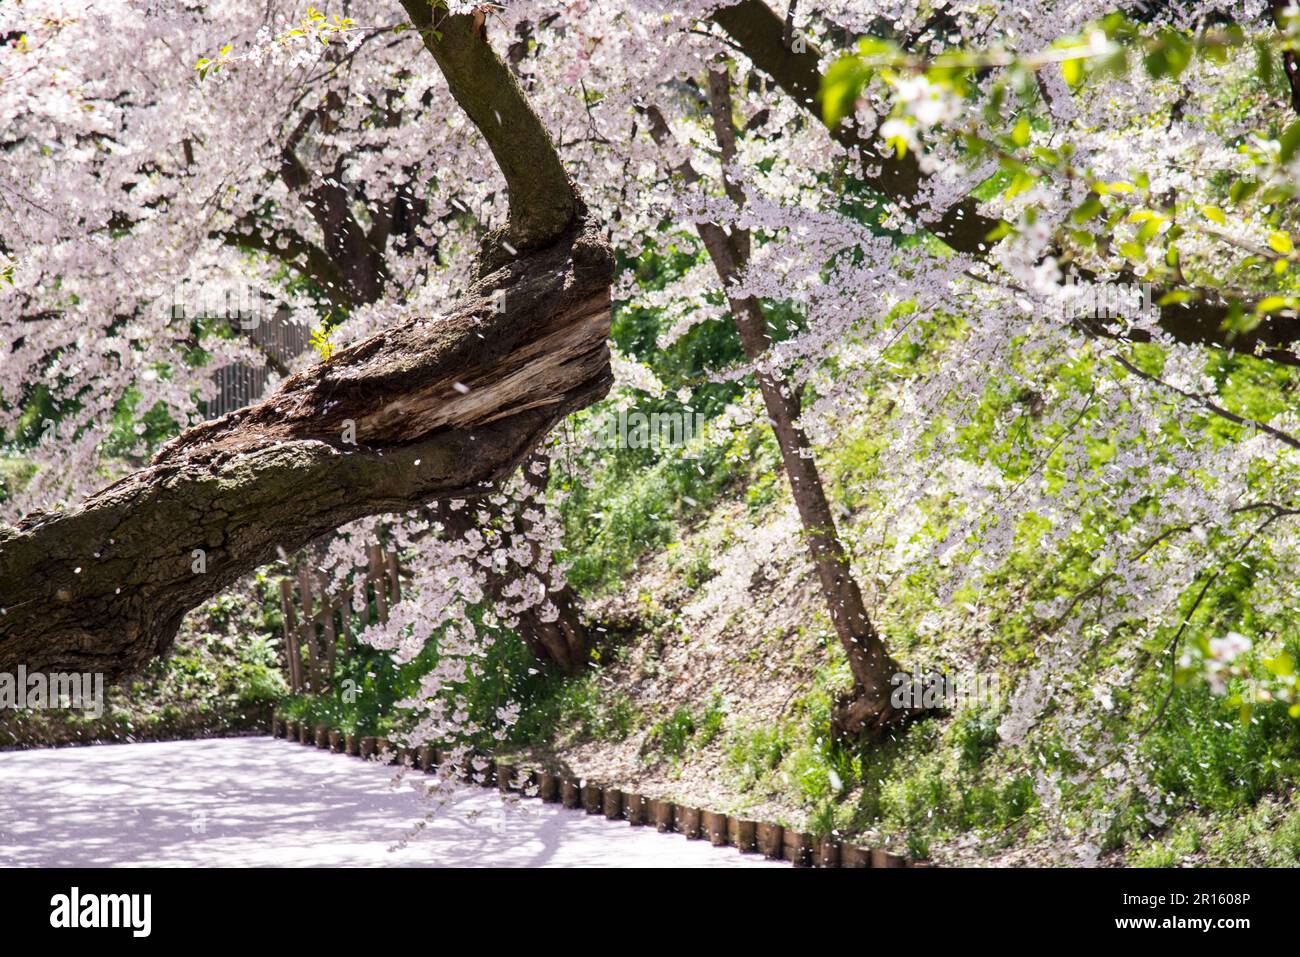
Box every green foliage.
[507,672,640,747]
[0,588,285,748]
[725,722,793,791]
[644,695,727,763]
[556,418,759,595]
[1144,686,1300,813]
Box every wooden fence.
[203,309,311,419]
[279,543,402,694]
[269,715,917,868]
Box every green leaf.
[1268,230,1294,254]
[1136,216,1164,244]
[1070,198,1104,224]
[1229,179,1260,205]
[1265,652,1296,677]
[984,220,1013,242]
[1003,170,1036,199]
[1280,119,1300,162]
[1200,205,1227,225]
[821,56,871,126]
[1143,30,1192,80]
[1255,295,1294,314]
[1011,114,1031,148]
[1061,56,1084,88]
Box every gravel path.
[0,737,785,868]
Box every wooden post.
[677,806,702,839]
[651,800,675,833]
[756,822,784,860]
[839,844,870,868]
[581,783,603,814]
[297,569,319,692]
[703,810,729,847]
[334,580,352,649]
[385,549,401,603]
[602,788,624,821]
[320,596,337,691]
[358,581,371,627]
[815,837,841,867]
[561,778,581,809]
[368,544,389,623]
[733,818,757,853]
[279,579,302,693]
[496,763,516,791]
[538,772,560,803]
[785,830,813,867]
[624,793,647,826]
[871,849,906,868]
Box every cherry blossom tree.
[5,0,1300,854]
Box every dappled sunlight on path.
[0,737,786,868]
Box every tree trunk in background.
[731,300,905,739]
[431,450,589,676]
[644,71,907,739]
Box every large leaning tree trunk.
[709,0,1300,366]
[644,70,907,741]
[0,7,612,683]
[230,18,592,677]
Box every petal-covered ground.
[0,737,785,868]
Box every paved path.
[0,737,784,868]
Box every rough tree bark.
[0,8,610,682]
[710,0,1300,366]
[644,70,906,739]
[400,0,576,258]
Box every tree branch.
[399,1,579,258]
[0,3,612,681]
[709,0,1300,365]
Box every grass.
[643,695,728,764]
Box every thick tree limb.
[710,0,1300,365]
[0,0,609,681]
[400,1,579,257]
[0,221,612,680]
